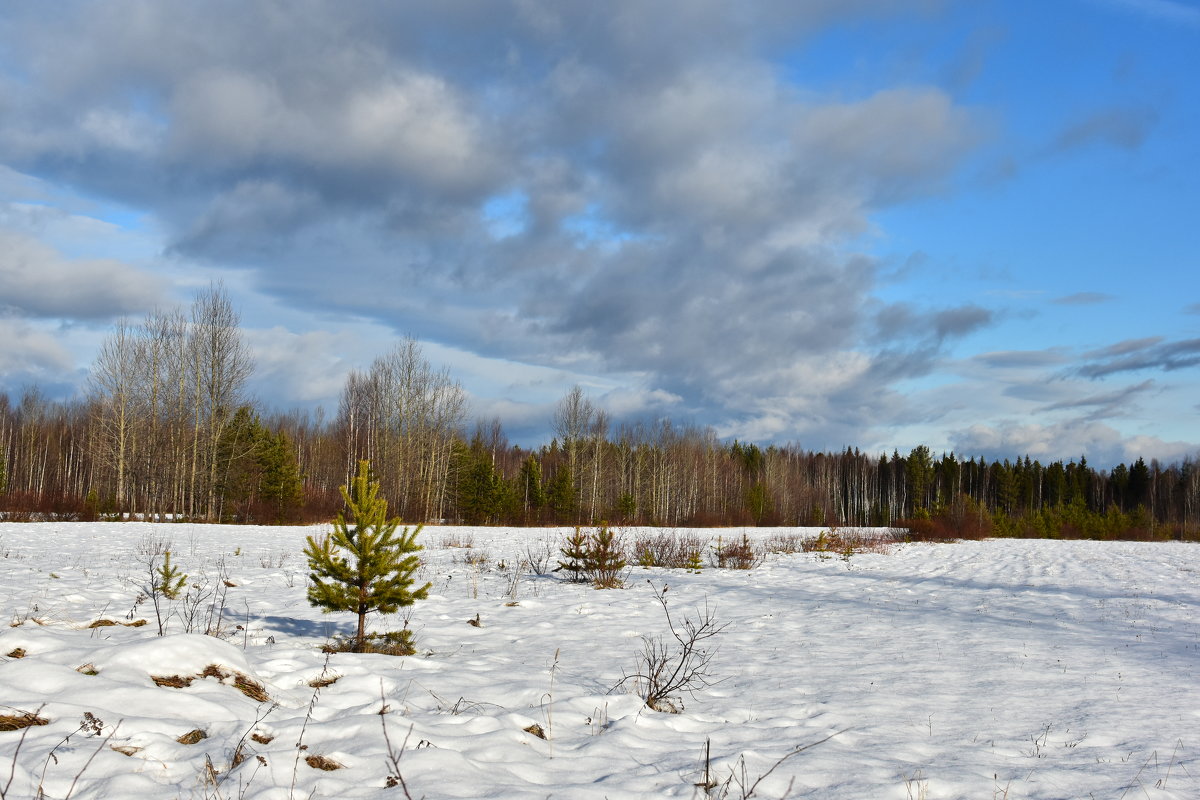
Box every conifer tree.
[304,460,430,652]
[556,527,590,583]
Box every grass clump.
[307,673,341,689]
[177,728,208,745]
[321,630,416,657]
[201,665,271,702]
[152,674,195,688]
[0,711,49,731]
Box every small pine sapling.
[304,461,430,653]
[587,525,626,589]
[157,551,188,600]
[556,527,590,583]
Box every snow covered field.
[2,522,1198,799]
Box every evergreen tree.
[546,464,578,521]
[304,460,430,652]
[556,527,589,583]
[518,454,547,517]
[259,430,304,523]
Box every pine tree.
[304,460,430,653]
[556,527,589,583]
[547,465,577,521]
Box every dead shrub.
[762,533,805,554]
[630,531,710,569]
[614,581,727,713]
[803,528,894,557]
[711,534,761,570]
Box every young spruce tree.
[304,460,430,653]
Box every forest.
[2,287,1198,540]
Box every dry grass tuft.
[321,630,416,657]
[87,618,147,628]
[251,732,274,745]
[305,753,343,771]
[523,723,547,739]
[307,673,341,689]
[201,664,271,702]
[0,711,49,731]
[441,532,475,548]
[111,744,141,757]
[152,674,195,688]
[177,728,208,745]
[6,647,26,659]
[76,663,98,675]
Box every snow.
[1,522,1198,799]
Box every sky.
[0,0,1197,467]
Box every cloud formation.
[0,1,1193,464]
[0,0,988,445]
[0,229,164,320]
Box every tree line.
[2,291,1199,539]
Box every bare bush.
[614,581,726,712]
[711,534,762,570]
[802,528,894,559]
[630,530,710,569]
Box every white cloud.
[0,228,165,319]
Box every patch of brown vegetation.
[152,674,195,688]
[251,732,274,745]
[630,531,711,569]
[307,673,341,689]
[87,618,147,628]
[76,663,98,675]
[523,723,546,739]
[199,664,271,702]
[0,711,49,731]
[6,647,26,659]
[802,528,894,557]
[177,729,208,745]
[111,745,141,757]
[321,630,416,657]
[305,754,342,771]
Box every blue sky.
[0,0,1197,466]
